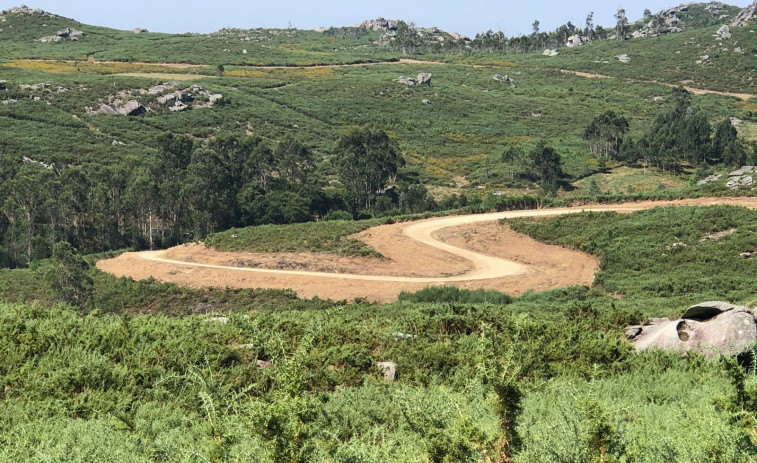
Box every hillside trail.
[98,197,757,302]
[560,69,757,100]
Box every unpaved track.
[560,69,757,101]
[98,198,757,302]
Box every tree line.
[583,88,756,172]
[387,10,630,56]
[0,127,453,268]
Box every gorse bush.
[509,205,757,302]
[6,204,757,459]
[399,286,513,305]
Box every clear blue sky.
[2,1,753,37]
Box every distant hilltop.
[0,4,54,19]
[312,17,469,40]
[3,2,757,39]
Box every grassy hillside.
[1,49,749,185]
[0,6,754,204]
[0,8,394,65]
[534,24,757,94]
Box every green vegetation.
[508,205,757,302]
[3,5,757,269]
[206,218,387,256]
[398,286,513,304]
[3,205,757,460]
[5,4,757,460]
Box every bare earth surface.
[97,198,757,302]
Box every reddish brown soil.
[97,198,757,302]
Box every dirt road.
[560,69,757,101]
[97,198,757,302]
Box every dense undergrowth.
[3,205,757,460]
[509,205,757,303]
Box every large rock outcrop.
[732,1,757,26]
[39,28,83,43]
[716,25,732,39]
[396,73,432,87]
[566,35,588,47]
[626,301,757,357]
[0,5,51,18]
[361,18,399,31]
[91,82,223,116]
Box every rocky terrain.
[87,82,223,116]
[627,301,757,356]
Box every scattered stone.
[242,49,248,54]
[157,91,194,105]
[98,83,222,115]
[396,73,432,87]
[2,99,18,105]
[144,82,180,95]
[168,102,188,112]
[392,332,416,340]
[726,175,754,190]
[731,116,744,127]
[615,54,631,63]
[566,34,588,47]
[118,100,147,116]
[255,359,272,369]
[22,156,53,169]
[20,82,50,91]
[39,28,83,43]
[700,228,737,242]
[132,27,148,34]
[716,25,732,39]
[729,166,754,176]
[376,361,397,381]
[696,55,710,65]
[653,96,665,101]
[706,2,725,13]
[98,104,118,115]
[628,301,757,357]
[735,46,743,53]
[697,173,722,185]
[493,74,516,87]
[543,49,559,57]
[422,99,430,104]
[417,73,432,86]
